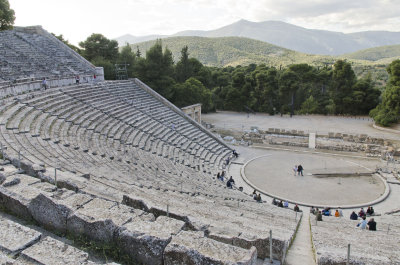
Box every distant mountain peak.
[114,20,400,55]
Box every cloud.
[9,0,400,45]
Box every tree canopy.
[76,33,384,117]
[0,0,15,31]
[79,34,119,62]
[370,59,400,126]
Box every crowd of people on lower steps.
[311,206,377,231]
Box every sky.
[9,0,400,45]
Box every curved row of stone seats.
[98,81,229,155]
[0,213,119,265]
[0,148,299,263]
[0,161,258,265]
[0,100,232,199]
[0,79,301,262]
[310,216,400,264]
[22,151,299,263]
[0,26,96,81]
[22,82,231,171]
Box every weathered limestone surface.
[164,231,258,265]
[0,252,14,264]
[67,198,134,243]
[117,216,185,265]
[28,192,74,234]
[18,236,92,265]
[0,174,44,220]
[0,215,41,255]
[311,217,400,265]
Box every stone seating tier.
[0,27,96,82]
[311,216,400,264]
[0,162,260,264]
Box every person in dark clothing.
[226,176,235,189]
[294,204,300,212]
[367,218,377,231]
[278,200,284,207]
[216,172,221,180]
[228,176,235,185]
[367,206,375,216]
[256,193,262,202]
[316,211,323,221]
[226,180,232,188]
[272,198,278,205]
[297,164,304,176]
[350,211,358,220]
[233,150,239,158]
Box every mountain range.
[115,19,400,56]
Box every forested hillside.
[76,34,399,126]
[132,36,334,67]
[344,44,400,62]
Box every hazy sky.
[9,0,400,45]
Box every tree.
[135,40,175,98]
[118,44,136,78]
[79,34,119,62]
[175,46,192,82]
[0,0,15,31]
[370,59,400,126]
[171,77,213,112]
[350,75,380,115]
[300,96,319,114]
[279,69,300,116]
[330,60,356,114]
[136,46,141,57]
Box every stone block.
[208,226,286,260]
[67,198,134,243]
[117,216,185,265]
[164,231,257,265]
[122,194,149,211]
[0,252,14,264]
[0,215,41,255]
[0,175,45,220]
[28,193,73,234]
[18,236,90,265]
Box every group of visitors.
[252,190,262,202]
[216,171,226,182]
[356,216,377,231]
[311,205,378,230]
[293,165,304,176]
[350,206,375,220]
[272,198,289,208]
[310,206,343,217]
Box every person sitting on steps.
[350,211,358,220]
[367,218,377,231]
